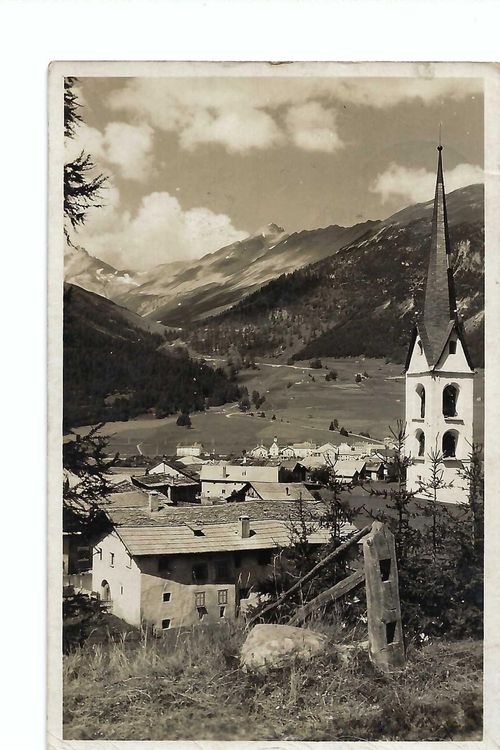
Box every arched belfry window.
[416,384,425,418]
[442,430,458,459]
[416,429,425,457]
[443,384,459,418]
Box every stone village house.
[91,491,344,632]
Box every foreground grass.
[63,622,482,741]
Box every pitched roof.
[279,459,304,469]
[117,519,333,556]
[298,456,328,470]
[248,482,315,502]
[365,460,384,471]
[149,457,199,477]
[106,489,151,508]
[104,498,355,556]
[133,473,199,488]
[332,460,366,477]
[107,498,320,528]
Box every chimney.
[239,515,250,539]
[149,491,160,513]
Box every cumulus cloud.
[75,190,248,270]
[105,75,480,155]
[370,162,484,205]
[179,107,284,153]
[65,121,154,182]
[285,101,343,153]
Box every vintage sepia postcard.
[48,61,500,748]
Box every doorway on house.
[100,579,111,603]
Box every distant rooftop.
[249,482,315,503]
[133,473,199,488]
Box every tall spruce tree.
[63,77,107,239]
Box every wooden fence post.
[362,521,405,672]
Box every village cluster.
[63,147,476,637]
[63,435,389,631]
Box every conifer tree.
[64,77,107,239]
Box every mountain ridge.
[63,283,240,430]
[183,183,484,366]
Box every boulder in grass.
[240,623,326,673]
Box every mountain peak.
[267,222,285,235]
[255,222,285,238]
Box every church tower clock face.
[404,146,475,504]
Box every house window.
[442,430,457,458]
[195,593,207,620]
[221,488,226,495]
[416,384,425,418]
[218,589,228,605]
[449,340,457,354]
[219,606,226,618]
[96,547,102,561]
[162,592,171,603]
[77,547,91,569]
[443,384,459,418]
[192,563,208,583]
[126,553,132,569]
[258,550,273,566]
[195,591,206,607]
[109,552,115,567]
[120,585,124,595]
[161,619,171,629]
[416,430,425,457]
[417,340,423,355]
[215,561,229,581]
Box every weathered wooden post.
[362,521,405,672]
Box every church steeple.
[404,140,475,504]
[420,145,458,365]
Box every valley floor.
[72,357,484,457]
[63,623,482,742]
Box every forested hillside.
[63,284,240,430]
[186,184,484,366]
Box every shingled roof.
[248,482,315,502]
[105,498,355,556]
[106,498,323,527]
[132,473,199,488]
[117,520,333,556]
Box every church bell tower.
[404,145,475,503]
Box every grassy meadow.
[72,356,483,457]
[63,620,482,741]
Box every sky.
[66,73,484,272]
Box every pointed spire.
[421,145,458,362]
